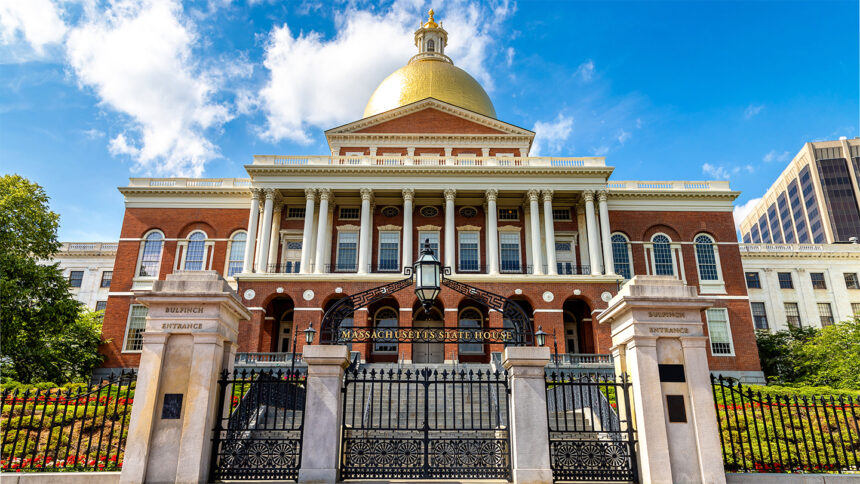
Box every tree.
[794,317,860,390]
[0,174,105,383]
[755,325,817,383]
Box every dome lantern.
[412,8,450,64]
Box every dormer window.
[427,39,435,52]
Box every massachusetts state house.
[100,12,762,380]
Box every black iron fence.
[0,371,136,472]
[210,369,306,481]
[712,375,860,473]
[340,367,512,480]
[545,371,638,482]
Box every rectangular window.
[778,272,793,289]
[100,271,113,288]
[817,303,834,326]
[845,273,860,290]
[458,232,480,272]
[68,271,84,288]
[750,302,768,330]
[552,208,571,221]
[336,232,358,272]
[556,241,574,275]
[95,301,107,312]
[811,272,827,290]
[286,207,305,219]
[418,231,440,258]
[499,233,521,273]
[745,272,761,289]
[378,231,400,272]
[124,305,148,352]
[706,308,734,356]
[852,303,860,315]
[498,208,519,221]
[339,207,360,220]
[784,303,801,328]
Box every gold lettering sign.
[336,328,514,343]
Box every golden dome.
[363,58,496,119]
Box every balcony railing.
[235,352,303,367]
[739,243,859,253]
[252,155,607,168]
[550,353,613,367]
[60,242,118,253]
[252,262,595,276]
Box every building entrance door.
[279,320,292,353]
[412,320,443,363]
[281,239,302,273]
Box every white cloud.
[763,149,790,163]
[505,47,514,67]
[257,0,514,144]
[66,0,232,176]
[531,113,573,157]
[743,104,764,119]
[702,162,730,180]
[574,59,594,82]
[0,0,67,57]
[616,129,630,144]
[733,197,762,231]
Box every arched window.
[427,39,435,52]
[695,234,719,281]
[611,233,632,279]
[459,308,484,354]
[227,231,246,277]
[652,234,674,276]
[373,307,398,353]
[184,231,207,271]
[138,231,164,277]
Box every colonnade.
[242,187,615,275]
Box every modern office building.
[741,242,860,331]
[98,12,762,380]
[739,139,860,244]
[42,242,117,311]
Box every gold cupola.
[362,9,496,119]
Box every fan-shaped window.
[373,307,398,353]
[138,231,164,277]
[184,232,207,271]
[611,234,632,279]
[694,234,719,281]
[227,231,246,277]
[459,308,484,354]
[652,234,674,276]
[427,39,435,52]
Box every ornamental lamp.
[303,322,317,345]
[414,239,441,313]
[535,326,547,347]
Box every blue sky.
[1,0,857,241]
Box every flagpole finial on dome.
[423,9,438,29]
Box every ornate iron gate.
[340,367,512,480]
[545,371,638,482]
[209,369,305,481]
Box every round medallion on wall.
[514,288,522,295]
[276,287,284,293]
[459,206,477,218]
[302,289,315,301]
[573,289,581,296]
[419,206,439,217]
[542,291,554,302]
[243,289,255,301]
[381,206,400,217]
[601,291,613,302]
[335,287,343,294]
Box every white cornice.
[245,165,614,177]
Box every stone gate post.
[597,275,725,484]
[297,345,351,483]
[120,271,250,484]
[503,346,552,484]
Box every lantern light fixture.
[535,325,547,347]
[413,238,442,313]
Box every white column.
[402,188,415,270]
[257,189,275,272]
[300,188,316,274]
[584,190,601,275]
[527,189,543,274]
[357,188,373,274]
[242,189,261,273]
[444,188,456,273]
[267,203,282,272]
[486,188,499,274]
[542,190,558,275]
[314,189,331,274]
[523,203,533,269]
[598,190,614,275]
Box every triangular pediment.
[326,98,534,137]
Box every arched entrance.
[266,296,295,353]
[412,300,444,363]
[562,298,594,354]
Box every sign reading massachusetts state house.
[338,327,514,343]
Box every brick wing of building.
[99,14,762,381]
